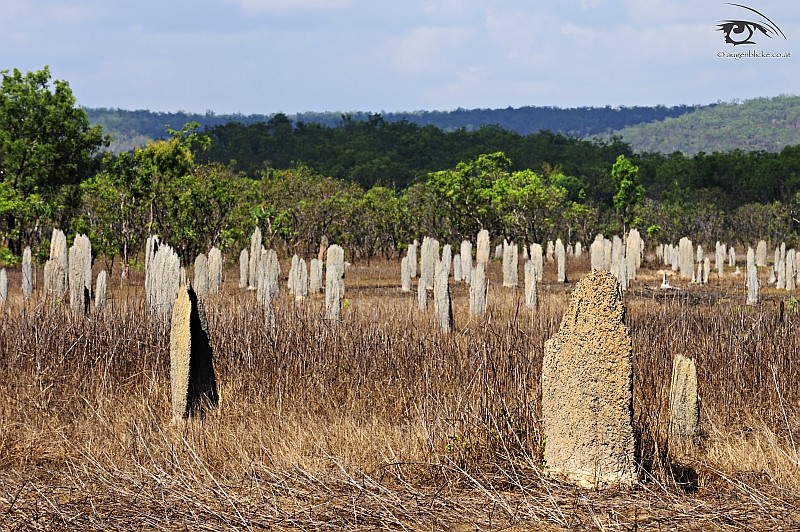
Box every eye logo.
[717,3,786,46]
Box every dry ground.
[0,255,799,530]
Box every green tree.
[78,123,256,266]
[425,152,511,238]
[134,123,209,259]
[610,154,644,232]
[730,201,792,246]
[400,182,449,243]
[357,186,402,261]
[489,168,566,242]
[425,152,567,242]
[259,164,365,255]
[77,151,149,274]
[560,200,599,245]
[0,66,107,255]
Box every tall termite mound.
[170,284,219,419]
[541,270,636,489]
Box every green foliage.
[358,186,403,260]
[646,224,663,239]
[87,104,696,154]
[203,117,626,193]
[561,200,599,245]
[0,67,107,193]
[426,152,510,235]
[258,164,366,254]
[611,154,644,231]
[0,66,107,256]
[7,68,800,261]
[78,151,146,269]
[400,182,450,243]
[0,246,19,267]
[730,201,793,246]
[77,123,255,264]
[425,152,569,242]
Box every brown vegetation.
[0,258,798,529]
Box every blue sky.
[1,0,797,114]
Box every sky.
[1,0,798,115]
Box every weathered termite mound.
[541,270,636,489]
[669,353,701,439]
[170,284,218,420]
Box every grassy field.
[0,255,799,530]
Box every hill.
[85,104,695,154]
[83,108,272,153]
[293,104,695,136]
[86,96,800,156]
[613,95,800,154]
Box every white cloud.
[484,8,545,37]
[421,0,470,18]
[4,0,796,115]
[622,0,700,24]
[227,0,351,15]
[481,8,551,66]
[45,3,94,24]
[560,22,598,43]
[0,0,31,18]
[593,22,719,60]
[392,26,470,76]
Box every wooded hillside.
[86,96,800,156]
[616,96,800,154]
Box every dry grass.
[0,257,799,530]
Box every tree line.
[1,67,799,273]
[202,113,632,192]
[87,102,696,154]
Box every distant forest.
[197,113,800,210]
[290,105,696,136]
[85,95,800,156]
[83,101,800,213]
[84,103,696,154]
[76,96,800,252]
[202,115,632,191]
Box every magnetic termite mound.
[434,260,453,332]
[22,246,34,300]
[541,270,636,489]
[94,270,108,311]
[669,353,701,440]
[207,247,223,295]
[469,263,487,316]
[170,284,219,420]
[0,268,7,306]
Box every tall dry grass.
[0,258,798,530]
